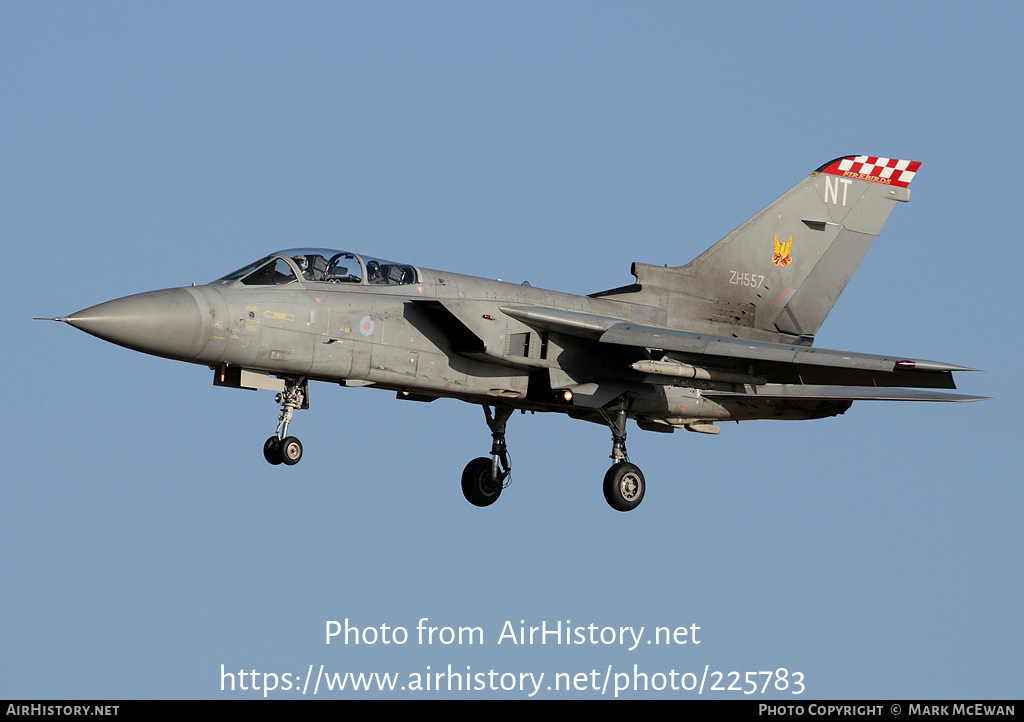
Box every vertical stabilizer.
[631,156,921,339]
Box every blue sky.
[4,2,1020,699]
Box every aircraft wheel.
[462,457,502,507]
[603,462,645,512]
[263,436,283,465]
[279,436,303,466]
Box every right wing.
[500,304,986,401]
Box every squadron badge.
[772,233,793,267]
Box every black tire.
[263,436,283,465]
[279,436,303,466]
[603,462,645,511]
[462,457,502,507]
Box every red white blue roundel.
[359,316,374,336]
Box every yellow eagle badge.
[772,233,793,267]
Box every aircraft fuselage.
[69,261,798,430]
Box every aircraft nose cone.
[65,287,204,361]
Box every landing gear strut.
[263,377,307,466]
[599,395,645,511]
[461,405,513,507]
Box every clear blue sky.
[4,2,1020,699]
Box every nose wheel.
[264,436,284,465]
[263,377,307,466]
[264,435,303,466]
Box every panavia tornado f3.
[44,156,984,511]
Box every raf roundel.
[359,316,375,336]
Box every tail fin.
[631,156,921,340]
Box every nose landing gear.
[263,377,308,466]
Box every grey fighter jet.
[44,156,984,511]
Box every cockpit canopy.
[215,248,419,287]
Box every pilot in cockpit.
[366,260,385,284]
[294,254,330,282]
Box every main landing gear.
[599,395,645,512]
[263,377,307,466]
[461,405,513,507]
[459,396,646,512]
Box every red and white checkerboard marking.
[820,156,921,187]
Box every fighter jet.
[43,156,983,511]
